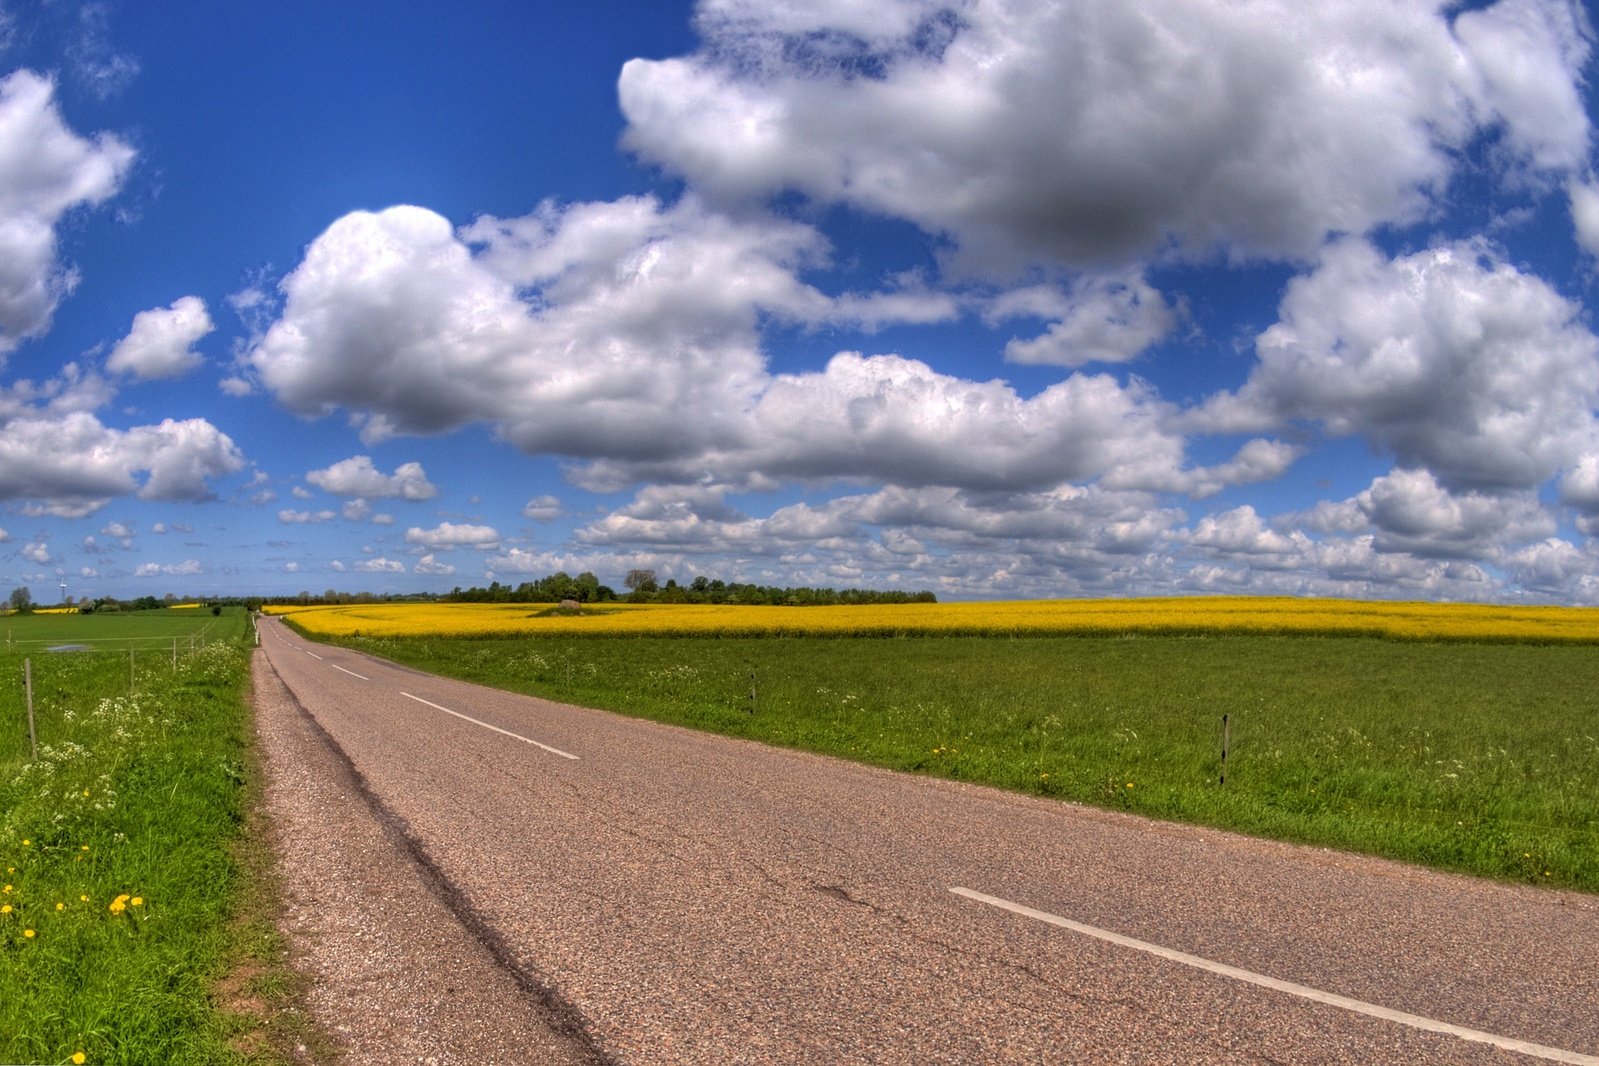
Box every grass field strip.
[400,692,580,760]
[949,887,1598,1065]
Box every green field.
[3,608,242,652]
[325,631,1599,893]
[0,608,300,1064]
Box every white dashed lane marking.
[950,887,1599,1066]
[401,692,580,761]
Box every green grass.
[2,607,247,655]
[328,632,1599,893]
[0,611,302,1064]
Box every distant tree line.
[442,570,936,606]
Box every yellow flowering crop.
[269,596,1599,643]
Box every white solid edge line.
[401,692,579,761]
[331,663,368,681]
[949,887,1599,1066]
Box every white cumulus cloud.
[0,70,134,356]
[404,522,501,551]
[105,296,213,380]
[1193,238,1599,493]
[305,455,438,500]
[620,0,1593,270]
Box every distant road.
[256,616,1599,1064]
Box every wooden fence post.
[25,657,37,760]
[1220,713,1231,785]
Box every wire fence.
[2,618,245,763]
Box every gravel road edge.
[252,647,612,1065]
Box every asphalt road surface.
[254,616,1599,1064]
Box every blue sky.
[5,0,1599,603]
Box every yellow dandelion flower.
[108,894,129,915]
[1125,782,1134,789]
[1,904,12,914]
[130,897,143,907]
[23,928,34,938]
[80,895,88,902]
[21,840,29,847]
[3,884,10,893]
[72,1054,87,1065]
[55,902,64,911]
[80,844,89,852]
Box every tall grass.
[334,632,1599,893]
[0,616,259,1064]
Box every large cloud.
[251,202,1276,500]
[0,410,243,512]
[248,199,828,455]
[620,0,1593,270]
[0,70,134,356]
[1193,239,1599,493]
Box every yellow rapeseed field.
[263,597,1599,643]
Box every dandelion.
[23,928,34,938]
[108,894,129,915]
[79,895,88,902]
[80,844,89,852]
[1126,782,1134,789]
[72,1054,87,1064]
[21,840,29,847]
[130,897,143,907]
[3,884,10,893]
[1,904,11,914]
[55,902,64,911]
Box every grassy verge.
[211,725,333,1065]
[327,632,1599,893]
[0,615,311,1064]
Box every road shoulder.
[251,647,604,1065]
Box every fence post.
[172,638,177,671]
[25,658,37,760]
[1220,713,1230,785]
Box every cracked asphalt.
[254,617,1599,1064]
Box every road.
[253,616,1599,1064]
